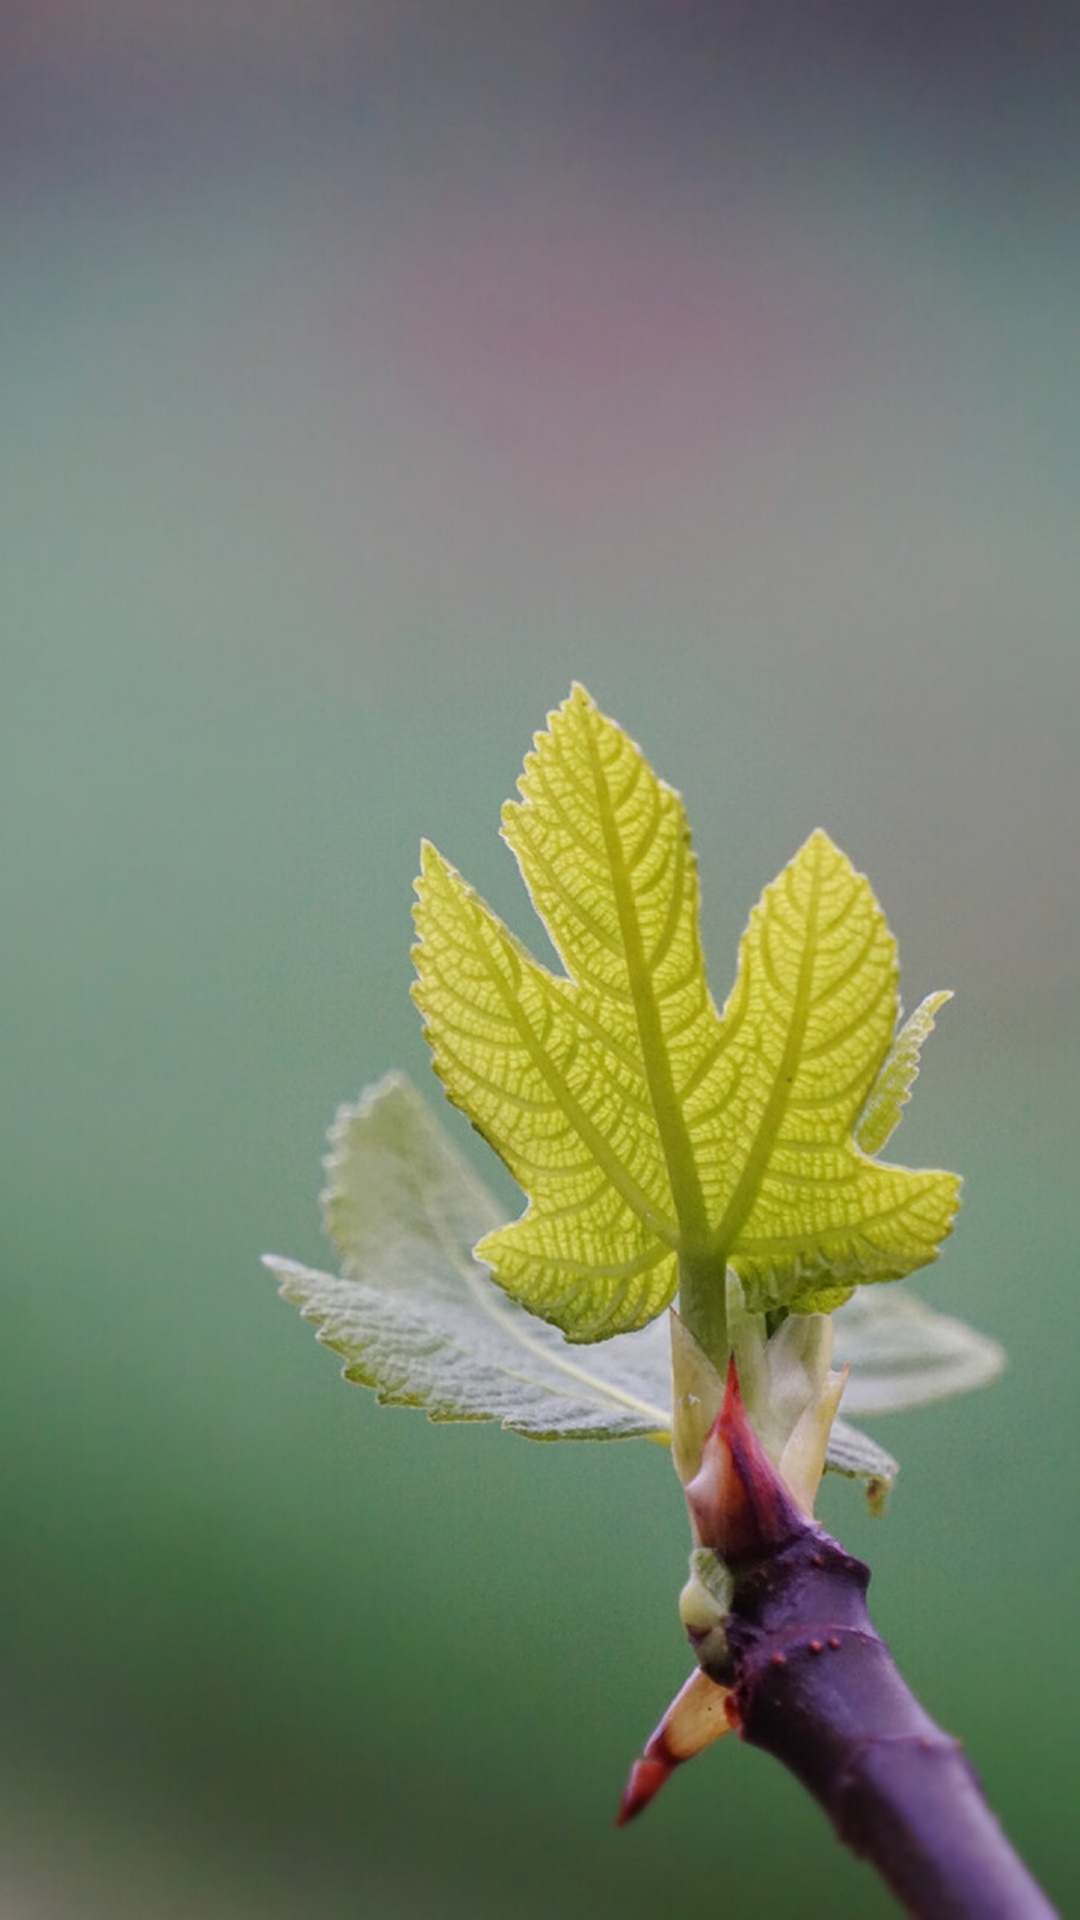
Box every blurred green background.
[2,5,1078,1915]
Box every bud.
[617,1668,736,1825]
[679,1546,733,1667]
[674,1277,848,1516]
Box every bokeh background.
[3,4,1078,1915]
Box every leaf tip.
[791,828,890,908]
[803,824,839,853]
[415,836,446,883]
[792,826,851,877]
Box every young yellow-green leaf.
[708,833,962,1312]
[855,990,953,1156]
[412,685,723,1339]
[412,687,961,1340]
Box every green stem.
[677,1247,730,1373]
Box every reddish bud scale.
[617,1757,673,1827]
[685,1358,806,1562]
[617,1670,738,1824]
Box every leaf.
[832,1284,1005,1416]
[322,1067,504,1276]
[413,687,961,1339]
[265,1077,1000,1458]
[412,684,722,1340]
[263,1073,672,1440]
[856,990,953,1156]
[711,831,962,1313]
[824,1418,899,1512]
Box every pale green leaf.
[321,1067,502,1276]
[263,1073,672,1439]
[832,1283,1005,1416]
[856,990,953,1156]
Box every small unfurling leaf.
[856,990,953,1156]
[823,1418,900,1510]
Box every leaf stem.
[677,1248,730,1373]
